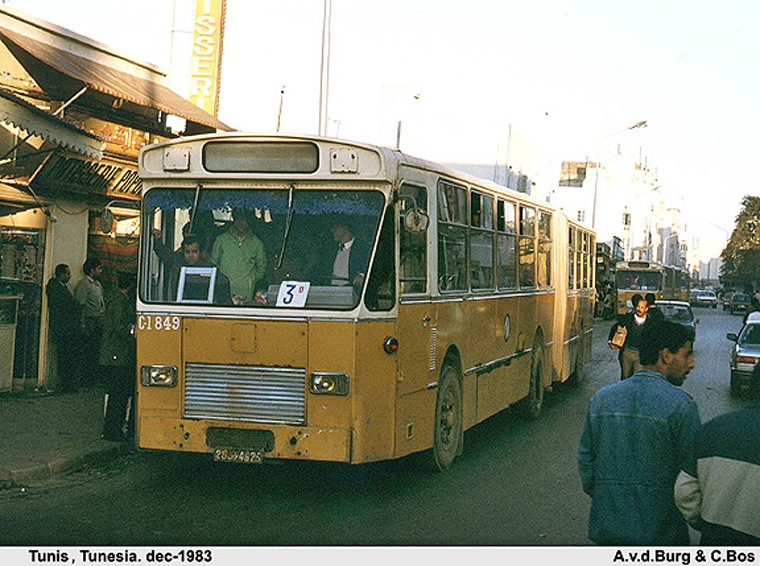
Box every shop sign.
[65,111,163,159]
[31,153,141,199]
[189,0,226,116]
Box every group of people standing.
[46,259,136,441]
[156,210,367,306]
[579,295,760,545]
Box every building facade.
[0,5,232,392]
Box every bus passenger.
[174,235,232,305]
[211,209,266,304]
[321,218,369,287]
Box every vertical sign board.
[189,0,226,116]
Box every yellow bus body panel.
[137,316,396,464]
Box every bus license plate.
[213,448,263,464]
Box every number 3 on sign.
[276,281,310,308]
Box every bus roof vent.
[330,148,358,173]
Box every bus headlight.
[140,365,178,387]
[309,373,349,396]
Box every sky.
[8,0,760,259]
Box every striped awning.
[0,88,103,159]
[0,22,233,132]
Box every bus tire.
[517,342,544,420]
[426,363,463,471]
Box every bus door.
[394,182,437,457]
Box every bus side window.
[518,205,535,288]
[365,206,396,311]
[437,181,467,292]
[496,199,517,290]
[399,184,428,295]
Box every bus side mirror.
[727,333,738,342]
[403,208,429,233]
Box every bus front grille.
[184,363,306,425]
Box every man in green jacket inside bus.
[211,209,266,304]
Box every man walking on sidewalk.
[46,263,82,392]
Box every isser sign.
[189,0,226,117]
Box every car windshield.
[740,324,760,345]
[734,294,750,303]
[660,305,693,323]
[140,187,388,310]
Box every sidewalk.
[0,385,130,489]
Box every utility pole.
[318,0,332,136]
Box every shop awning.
[0,24,233,133]
[0,181,41,217]
[0,88,103,159]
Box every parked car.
[730,293,752,315]
[727,321,760,396]
[655,300,698,337]
[691,290,718,308]
[722,291,735,310]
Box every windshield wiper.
[188,182,202,233]
[277,184,295,270]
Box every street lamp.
[591,120,648,229]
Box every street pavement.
[0,385,130,489]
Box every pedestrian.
[45,263,82,392]
[579,320,700,545]
[608,293,653,379]
[645,292,665,323]
[74,258,105,386]
[100,272,136,441]
[674,365,760,545]
[602,285,614,320]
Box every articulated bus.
[614,260,690,314]
[135,134,595,470]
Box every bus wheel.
[518,342,544,420]
[427,364,463,471]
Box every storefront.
[0,5,231,391]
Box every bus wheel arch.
[426,350,464,471]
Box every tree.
[721,196,760,289]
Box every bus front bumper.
[137,416,353,463]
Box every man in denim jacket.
[579,320,700,545]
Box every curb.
[0,445,128,489]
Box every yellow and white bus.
[135,134,595,470]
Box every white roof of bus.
[140,132,583,223]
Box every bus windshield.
[615,270,661,291]
[141,187,386,310]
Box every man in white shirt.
[74,258,105,386]
[328,221,368,287]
